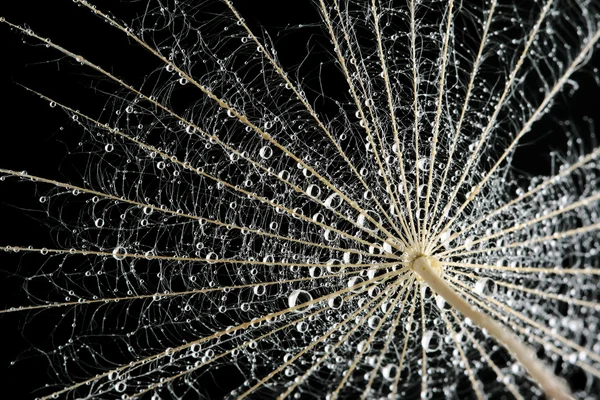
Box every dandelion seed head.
[1,0,600,399]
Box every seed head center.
[401,247,443,282]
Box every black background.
[0,1,598,399]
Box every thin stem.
[389,285,419,399]
[409,0,422,246]
[442,222,600,259]
[440,309,485,400]
[430,12,600,247]
[430,144,600,254]
[18,85,392,253]
[367,0,418,244]
[0,169,396,260]
[222,0,408,245]
[1,15,399,250]
[316,0,407,241]
[421,0,454,246]
[428,0,553,243]
[444,260,600,275]
[245,280,402,400]
[452,270,600,310]
[412,256,572,400]
[327,282,409,400]
[426,0,497,253]
[360,277,416,400]
[40,268,408,400]
[447,309,525,400]
[438,192,600,257]
[0,262,398,314]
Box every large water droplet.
[474,277,496,296]
[112,246,127,260]
[328,295,343,309]
[422,330,441,352]
[382,364,398,381]
[288,290,313,313]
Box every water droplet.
[422,330,440,352]
[296,321,308,333]
[382,364,397,381]
[259,146,273,159]
[328,295,343,309]
[114,381,126,392]
[474,278,496,296]
[305,184,321,198]
[253,285,266,296]
[112,246,127,260]
[288,290,313,313]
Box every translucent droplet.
[324,193,341,209]
[474,277,496,296]
[309,266,322,278]
[435,295,446,309]
[347,276,364,292]
[253,285,265,296]
[288,290,313,313]
[357,340,369,352]
[328,295,343,309]
[382,364,397,381]
[296,321,308,333]
[114,381,126,392]
[368,316,380,328]
[439,230,451,245]
[422,330,440,352]
[463,236,474,250]
[205,252,218,262]
[112,246,127,260]
[305,184,321,198]
[259,146,273,159]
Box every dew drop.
[328,295,343,309]
[112,246,127,260]
[422,330,441,352]
[288,289,313,313]
[253,285,266,296]
[382,364,398,381]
